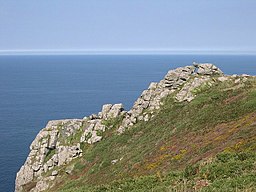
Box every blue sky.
[0,0,256,54]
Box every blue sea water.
[0,54,256,191]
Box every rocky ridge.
[16,62,248,192]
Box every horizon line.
[0,49,256,56]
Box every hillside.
[16,63,256,192]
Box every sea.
[0,54,256,191]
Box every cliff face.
[15,63,256,192]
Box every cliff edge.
[16,63,256,192]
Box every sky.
[0,0,256,54]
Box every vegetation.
[102,114,125,130]
[59,151,256,192]
[66,128,84,145]
[44,149,56,163]
[48,77,256,192]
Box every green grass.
[102,115,125,130]
[66,128,84,145]
[50,77,256,192]
[44,149,56,163]
[59,151,256,192]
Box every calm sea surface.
[0,54,256,191]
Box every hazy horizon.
[1,50,256,56]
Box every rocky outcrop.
[80,119,105,144]
[15,103,125,192]
[117,63,223,133]
[193,62,223,75]
[15,119,83,192]
[15,62,226,192]
[99,103,124,119]
[176,76,212,102]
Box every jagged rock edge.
[16,62,243,192]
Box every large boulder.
[108,104,124,118]
[101,104,113,119]
[48,130,59,149]
[164,66,195,88]
[194,63,223,75]
[101,103,124,119]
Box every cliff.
[16,63,256,192]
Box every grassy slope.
[50,77,256,192]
